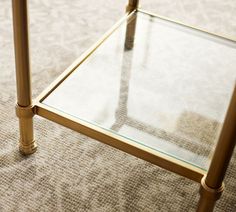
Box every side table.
[12,0,236,211]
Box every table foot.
[16,104,37,155]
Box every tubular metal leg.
[197,85,236,211]
[126,0,139,13]
[125,0,138,50]
[12,0,37,155]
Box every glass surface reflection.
[43,12,236,170]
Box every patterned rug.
[0,0,236,211]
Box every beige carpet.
[0,0,236,211]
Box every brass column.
[125,0,138,50]
[12,0,37,155]
[126,0,139,13]
[197,85,236,211]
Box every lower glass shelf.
[40,10,236,172]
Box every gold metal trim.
[34,102,205,182]
[200,176,224,200]
[15,104,35,119]
[138,9,236,43]
[32,8,236,185]
[35,11,136,103]
[35,10,236,105]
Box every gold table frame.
[12,0,236,211]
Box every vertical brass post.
[126,0,139,13]
[125,0,138,50]
[124,14,137,51]
[197,84,236,211]
[12,0,37,155]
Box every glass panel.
[43,11,236,170]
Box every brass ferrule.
[15,104,35,118]
[199,176,224,201]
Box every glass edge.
[42,102,208,172]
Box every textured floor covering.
[0,0,236,211]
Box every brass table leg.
[126,0,139,13]
[12,0,37,155]
[197,85,236,211]
[125,0,138,50]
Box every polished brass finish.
[197,84,236,211]
[35,102,205,182]
[12,0,37,155]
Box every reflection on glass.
[43,12,236,170]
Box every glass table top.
[43,11,236,170]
